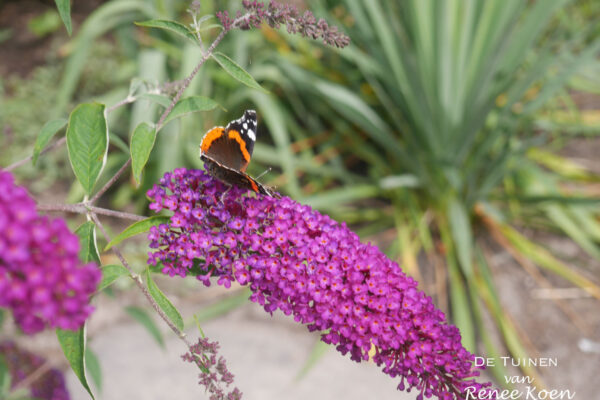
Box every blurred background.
[1,0,599,399]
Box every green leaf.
[54,0,72,35]
[98,264,130,291]
[85,348,102,393]
[212,52,268,92]
[66,103,109,195]
[57,326,95,400]
[447,199,473,278]
[0,354,10,397]
[139,93,172,108]
[130,122,157,185]
[302,185,380,211]
[194,289,250,322]
[74,221,100,264]
[104,216,170,250]
[296,341,329,380]
[28,10,62,37]
[146,269,184,331]
[125,306,164,347]
[162,96,220,127]
[447,257,475,351]
[135,19,198,44]
[32,118,67,165]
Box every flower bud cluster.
[0,172,100,334]
[147,169,494,399]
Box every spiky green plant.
[247,0,600,383]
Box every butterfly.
[199,110,274,197]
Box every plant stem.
[105,95,136,114]
[37,203,145,221]
[155,13,251,131]
[4,137,67,172]
[90,159,132,204]
[11,361,52,392]
[90,212,192,346]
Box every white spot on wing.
[247,129,256,141]
[243,122,248,129]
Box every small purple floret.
[0,171,100,334]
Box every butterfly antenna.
[255,167,272,180]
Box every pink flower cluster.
[0,171,100,334]
[147,168,495,399]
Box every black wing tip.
[243,110,257,118]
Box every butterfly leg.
[219,186,232,203]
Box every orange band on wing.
[227,130,251,165]
[248,178,259,193]
[200,127,225,153]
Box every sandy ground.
[65,298,416,400]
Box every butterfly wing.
[199,110,257,172]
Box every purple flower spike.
[0,171,100,334]
[147,168,496,399]
[217,1,350,48]
[182,338,242,400]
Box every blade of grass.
[193,288,250,323]
[474,249,545,384]
[477,205,600,300]
[54,0,152,115]
[250,91,300,198]
[300,185,380,211]
[439,220,475,351]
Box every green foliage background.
[1,0,600,393]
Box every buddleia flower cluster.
[182,337,242,400]
[216,0,350,48]
[0,171,100,334]
[147,168,495,399]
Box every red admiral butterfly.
[200,110,275,197]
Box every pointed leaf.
[74,221,100,264]
[296,341,329,379]
[54,0,72,35]
[66,103,109,195]
[212,52,268,92]
[99,264,130,291]
[135,19,198,44]
[194,289,250,322]
[57,326,95,399]
[0,354,10,396]
[146,269,184,331]
[139,93,172,108]
[447,257,475,351]
[130,122,157,185]
[302,185,380,211]
[125,306,164,347]
[85,348,102,393]
[104,216,170,250]
[448,199,474,277]
[162,96,220,127]
[32,118,67,165]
